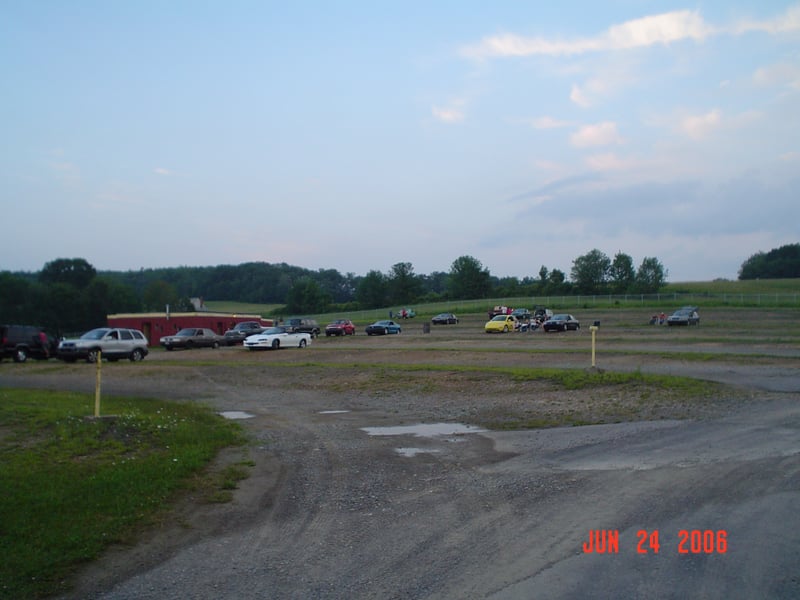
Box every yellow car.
[484,314,517,333]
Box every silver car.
[57,328,149,363]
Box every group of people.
[649,312,668,325]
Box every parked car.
[543,314,581,332]
[223,321,265,345]
[283,318,321,338]
[243,326,312,350]
[431,313,458,325]
[511,308,531,322]
[325,319,356,336]
[160,328,225,350]
[485,314,517,333]
[57,327,149,362]
[488,305,512,318]
[365,320,402,335]
[667,306,700,326]
[1,324,57,363]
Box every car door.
[103,329,124,358]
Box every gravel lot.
[3,307,799,599]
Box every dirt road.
[3,310,799,598]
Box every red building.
[107,312,273,346]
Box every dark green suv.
[283,318,321,338]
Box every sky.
[2,1,799,282]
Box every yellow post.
[94,350,102,417]
[589,326,598,368]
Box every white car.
[243,326,312,350]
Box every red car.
[325,319,356,336]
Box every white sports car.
[243,326,312,350]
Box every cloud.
[154,167,172,176]
[585,153,636,171]
[529,116,573,129]
[680,109,722,139]
[753,62,800,89]
[570,122,623,147]
[570,84,592,108]
[432,101,466,123]
[460,5,799,62]
[730,4,800,35]
[460,10,711,59]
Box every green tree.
[285,278,331,314]
[609,252,635,293]
[142,280,179,311]
[356,270,388,309]
[39,258,97,288]
[388,262,423,305]
[739,243,800,279]
[634,257,668,292]
[447,255,492,299]
[571,249,611,294]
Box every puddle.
[395,447,442,457]
[319,410,350,414]
[361,423,486,438]
[219,411,255,420]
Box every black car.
[1,324,56,363]
[224,321,265,345]
[431,313,458,325]
[543,314,580,332]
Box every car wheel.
[384,328,389,335]
[503,326,509,332]
[86,349,100,363]
[185,341,194,349]
[299,339,307,348]
[13,347,28,363]
[271,339,280,349]
[130,349,144,362]
[212,341,220,349]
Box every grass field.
[0,391,249,600]
[204,279,800,322]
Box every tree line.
[2,250,670,334]
[738,243,800,280]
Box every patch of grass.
[0,389,247,600]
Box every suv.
[57,327,149,363]
[0,324,56,363]
[224,321,265,345]
[283,318,321,338]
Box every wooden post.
[94,350,102,417]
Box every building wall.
[107,312,273,346]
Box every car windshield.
[175,329,196,336]
[262,327,285,334]
[552,315,568,320]
[491,315,508,321]
[81,328,110,340]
